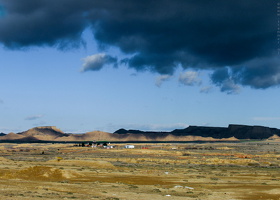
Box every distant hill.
[115,128,168,135]
[0,124,279,142]
[114,124,280,140]
[0,133,6,136]
[17,126,69,140]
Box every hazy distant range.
[0,124,280,143]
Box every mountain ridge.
[114,124,280,140]
[0,124,279,142]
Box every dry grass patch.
[2,166,83,181]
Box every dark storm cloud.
[232,56,280,89]
[211,56,280,91]
[0,5,5,17]
[211,68,240,94]
[0,0,91,48]
[0,0,278,91]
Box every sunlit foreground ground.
[0,141,279,200]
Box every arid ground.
[0,141,279,200]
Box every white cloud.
[155,75,172,87]
[179,71,201,86]
[200,86,213,93]
[81,53,117,72]
[25,114,44,121]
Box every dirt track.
[0,142,279,199]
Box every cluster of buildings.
[76,141,135,149]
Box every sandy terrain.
[0,141,279,200]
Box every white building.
[124,145,135,149]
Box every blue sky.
[0,0,279,133]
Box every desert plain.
[0,141,279,200]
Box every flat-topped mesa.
[169,124,280,139]
[114,128,169,135]
[171,126,228,138]
[113,125,280,140]
[36,126,57,129]
[227,124,277,139]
